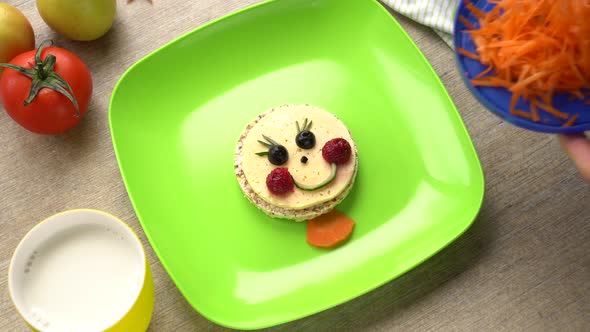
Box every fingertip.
[558,133,590,183]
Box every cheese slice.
[241,104,357,209]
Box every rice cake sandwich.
[235,104,358,221]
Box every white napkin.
[383,0,459,47]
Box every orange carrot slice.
[307,210,355,248]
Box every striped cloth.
[383,0,459,47]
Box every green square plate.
[109,0,485,329]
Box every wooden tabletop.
[1,1,589,331]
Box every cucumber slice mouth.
[292,163,337,191]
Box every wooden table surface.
[1,1,589,331]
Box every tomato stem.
[0,40,80,117]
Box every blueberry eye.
[268,145,288,165]
[295,118,316,149]
[296,130,315,149]
[255,135,289,165]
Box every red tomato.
[0,43,92,134]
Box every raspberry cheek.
[266,167,295,195]
[322,138,352,165]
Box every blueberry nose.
[300,156,308,164]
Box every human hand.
[558,134,590,183]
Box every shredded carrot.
[307,210,355,248]
[510,109,533,120]
[458,15,476,31]
[464,1,487,19]
[532,98,569,120]
[460,0,590,125]
[471,77,512,89]
[474,66,493,80]
[562,114,580,127]
[457,47,479,60]
[530,102,540,122]
[510,92,520,114]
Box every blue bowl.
[453,0,590,134]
